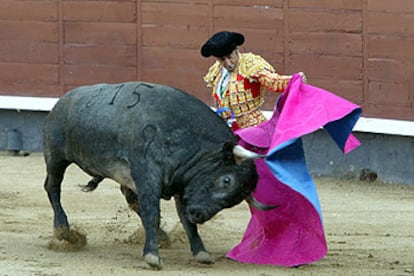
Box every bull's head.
[182,143,277,224]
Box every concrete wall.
[0,110,46,153]
[303,131,414,185]
[1,109,413,186]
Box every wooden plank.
[65,22,136,45]
[261,90,284,111]
[142,25,208,48]
[368,13,414,37]
[0,20,58,42]
[213,0,283,7]
[368,0,414,13]
[367,59,413,83]
[310,79,364,105]
[0,0,58,21]
[288,0,362,10]
[362,0,369,121]
[143,0,282,6]
[141,47,205,72]
[288,54,362,80]
[63,1,136,22]
[289,33,362,57]
[283,0,289,74]
[289,10,361,32]
[143,26,282,55]
[58,0,64,96]
[0,83,61,97]
[142,2,209,25]
[63,64,137,86]
[142,0,209,4]
[236,28,284,54]
[198,28,284,59]
[368,81,412,107]
[214,5,283,29]
[0,63,58,84]
[136,0,143,80]
[0,41,58,64]
[64,45,136,66]
[364,104,414,121]
[368,36,414,61]
[0,0,410,122]
[141,68,209,100]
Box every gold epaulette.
[203,61,221,87]
[239,53,275,81]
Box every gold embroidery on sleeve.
[239,53,291,93]
[239,53,275,81]
[203,61,222,88]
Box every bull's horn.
[233,145,265,159]
[246,194,279,211]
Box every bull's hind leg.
[120,186,171,248]
[44,158,87,248]
[44,159,70,239]
[123,166,167,269]
[43,158,83,244]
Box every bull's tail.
[79,176,104,192]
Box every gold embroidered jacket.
[203,52,292,129]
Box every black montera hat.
[201,31,245,58]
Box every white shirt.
[215,68,230,100]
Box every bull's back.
[44,82,233,164]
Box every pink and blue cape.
[227,74,362,266]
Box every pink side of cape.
[227,74,361,266]
[271,75,361,150]
[226,159,327,266]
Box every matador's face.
[217,49,240,72]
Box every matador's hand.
[298,72,307,83]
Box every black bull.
[43,82,270,269]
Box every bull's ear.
[222,142,236,165]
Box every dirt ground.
[0,153,413,276]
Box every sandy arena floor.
[0,153,413,275]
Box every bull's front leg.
[174,195,214,264]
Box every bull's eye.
[220,175,234,189]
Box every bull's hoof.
[49,227,87,251]
[144,253,162,270]
[54,226,71,241]
[194,251,214,264]
[66,229,87,247]
[54,227,87,247]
